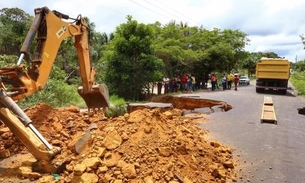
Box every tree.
[242,52,262,76]
[103,16,164,100]
[152,21,197,77]
[0,8,32,55]
[220,29,249,72]
[149,22,250,87]
[182,27,248,78]
[262,52,280,58]
[292,60,305,72]
[241,51,281,76]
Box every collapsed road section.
[127,95,232,113]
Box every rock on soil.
[0,103,238,183]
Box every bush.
[104,95,127,118]
[0,54,19,66]
[290,71,305,96]
[18,80,83,109]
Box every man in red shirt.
[181,75,188,92]
[211,74,216,91]
[234,74,239,91]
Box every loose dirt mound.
[0,103,238,182]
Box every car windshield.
[240,76,248,79]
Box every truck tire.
[256,87,262,93]
[279,90,287,95]
[256,87,265,93]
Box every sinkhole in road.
[127,95,232,115]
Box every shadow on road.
[255,89,296,97]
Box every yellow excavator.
[0,7,109,172]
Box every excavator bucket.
[77,84,109,109]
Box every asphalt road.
[177,82,305,183]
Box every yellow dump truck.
[256,57,291,94]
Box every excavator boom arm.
[0,7,109,173]
[0,7,107,102]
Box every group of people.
[210,73,239,91]
[158,72,240,95]
[162,74,196,94]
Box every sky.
[1,0,305,62]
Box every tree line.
[0,7,304,107]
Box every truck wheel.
[279,90,287,95]
[256,87,263,93]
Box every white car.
[239,76,250,85]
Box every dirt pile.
[0,103,238,182]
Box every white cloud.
[246,34,303,61]
[1,0,305,61]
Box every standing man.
[187,75,193,93]
[157,80,163,95]
[234,74,239,91]
[182,74,188,92]
[211,74,216,91]
[191,74,196,91]
[227,73,234,90]
[221,74,227,90]
[163,76,170,94]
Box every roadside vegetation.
[290,71,305,96]
[104,95,127,118]
[0,7,305,110]
[290,60,305,96]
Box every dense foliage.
[152,22,249,83]
[104,95,127,118]
[0,8,31,55]
[290,71,305,96]
[292,60,305,72]
[290,60,305,96]
[102,16,164,100]
[242,52,280,77]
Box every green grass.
[290,71,305,96]
[104,95,127,118]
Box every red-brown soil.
[0,103,238,183]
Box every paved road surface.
[177,82,305,183]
